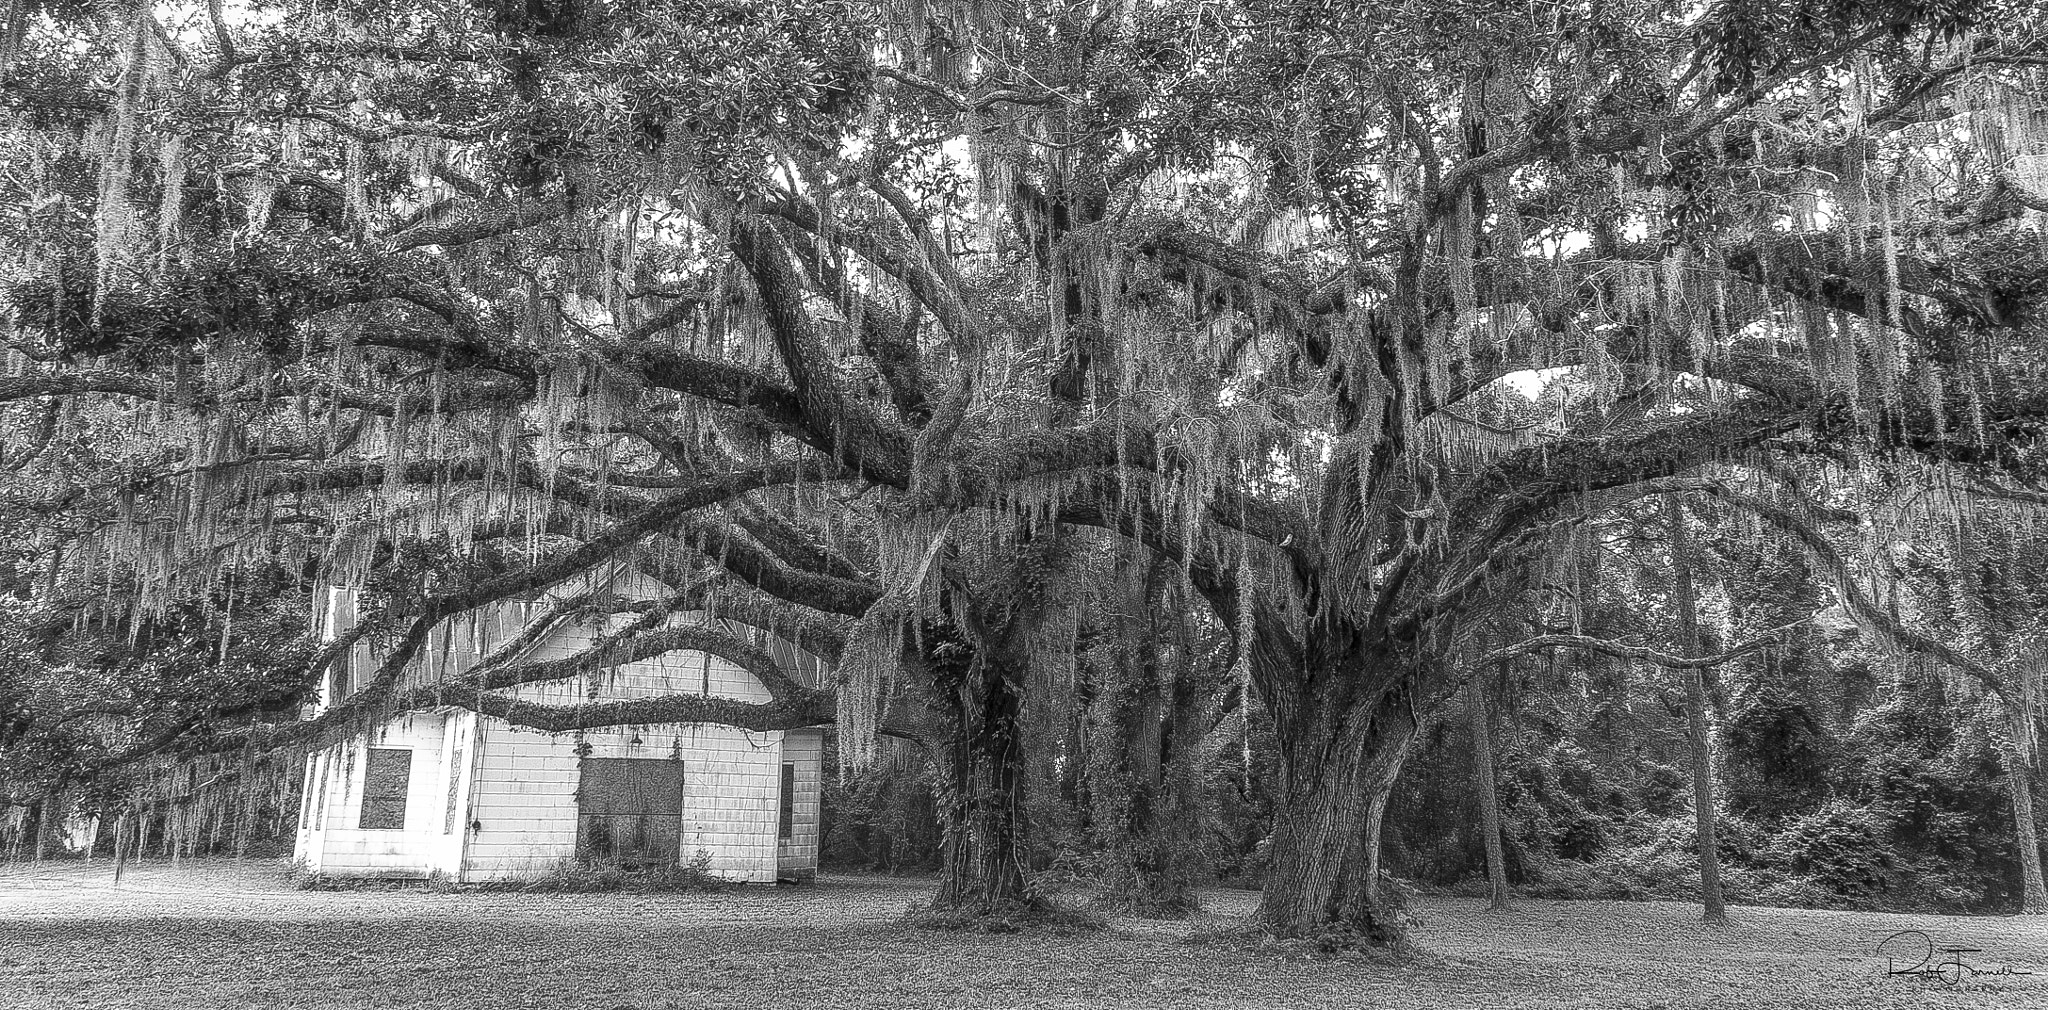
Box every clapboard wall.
[296,574,827,884]
[294,712,471,878]
[458,602,801,884]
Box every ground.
[0,860,2043,1009]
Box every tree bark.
[929,647,1034,913]
[1087,557,1223,916]
[1666,495,1728,924]
[1468,668,1511,910]
[2004,707,2048,914]
[1255,675,1421,944]
[1090,642,1210,916]
[112,811,131,886]
[2006,759,2047,913]
[31,793,51,863]
[1090,659,1168,910]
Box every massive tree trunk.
[1667,496,1728,924]
[921,529,1089,918]
[1468,668,1511,910]
[1255,663,1422,944]
[930,645,1033,913]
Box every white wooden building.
[293,573,826,884]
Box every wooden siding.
[301,570,824,884]
[293,713,470,877]
[462,721,784,883]
[460,605,790,884]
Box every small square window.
[359,748,412,830]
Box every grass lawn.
[1,860,2043,1009]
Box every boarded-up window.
[358,748,412,830]
[577,758,684,867]
[443,746,465,835]
[779,763,796,840]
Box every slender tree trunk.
[112,811,131,886]
[2004,707,2048,913]
[233,791,254,860]
[2006,760,2047,913]
[1255,676,1421,944]
[1468,669,1510,910]
[1666,496,1727,924]
[31,793,51,863]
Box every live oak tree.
[1084,0,2048,942]
[4,0,2048,946]
[0,0,889,856]
[0,369,325,854]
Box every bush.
[1637,763,1689,818]
[1721,677,1835,823]
[1522,840,1695,902]
[1761,801,1893,897]
[1521,813,1841,906]
[818,743,943,873]
[465,853,732,894]
[1030,846,1105,898]
[902,898,1109,936]
[1218,833,1273,890]
[1725,866,1837,909]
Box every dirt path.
[2,860,2043,1009]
